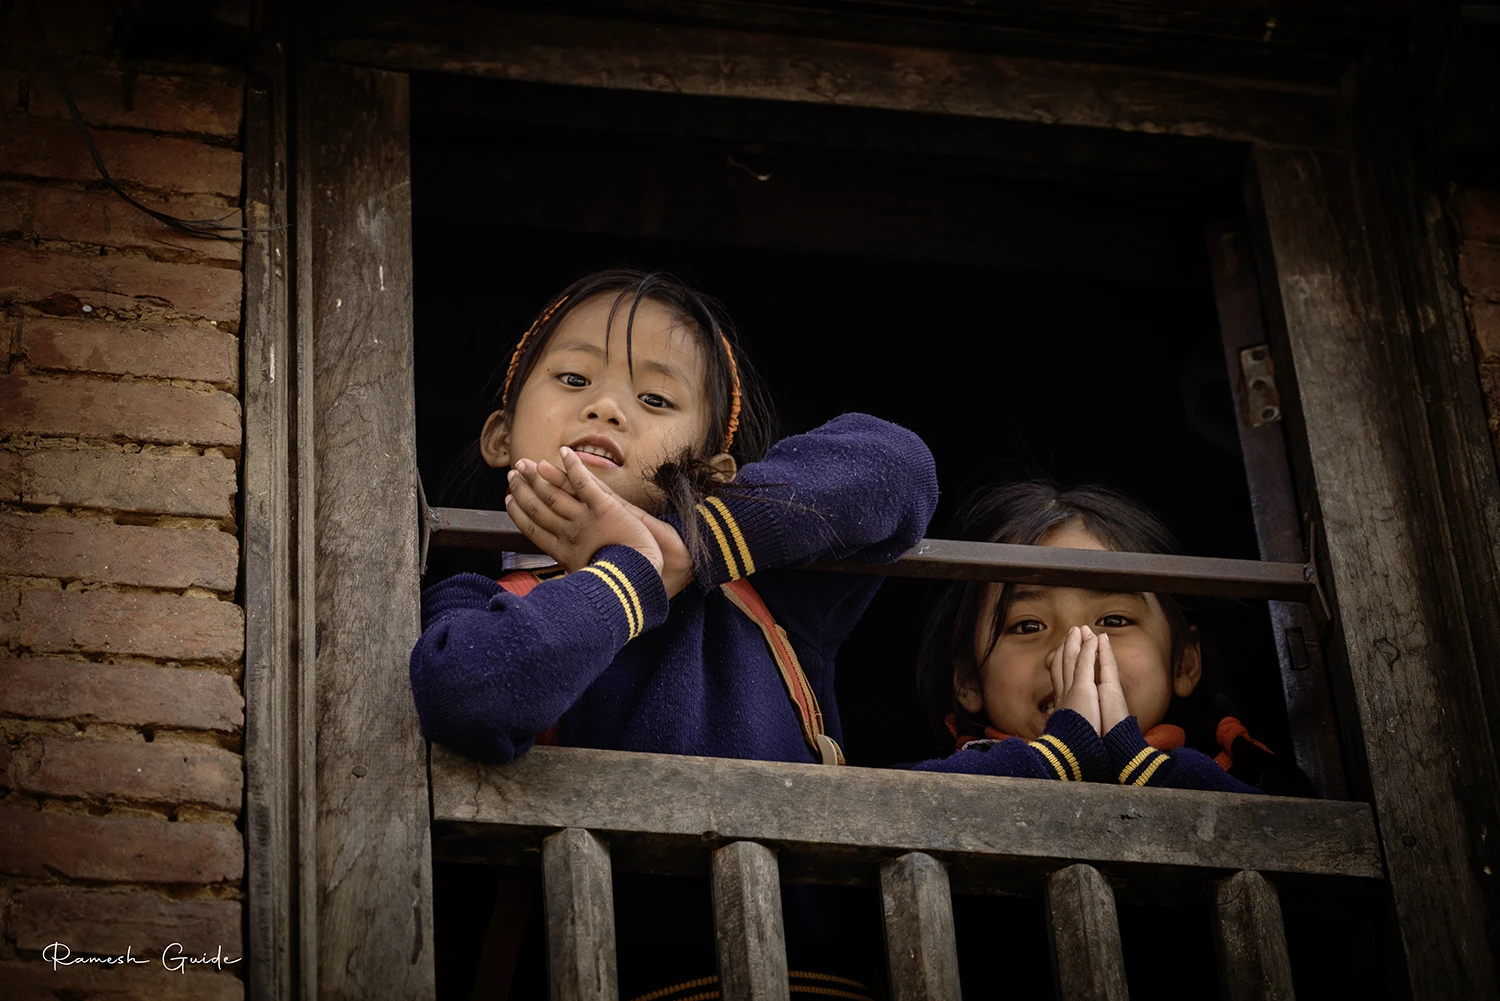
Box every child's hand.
[1096,633,1130,735]
[505,449,664,579]
[1050,626,1104,735]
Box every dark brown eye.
[1099,615,1130,628]
[1010,619,1044,635]
[558,373,587,388]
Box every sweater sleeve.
[908,710,1110,782]
[686,413,938,589]
[408,544,669,763]
[1103,717,1262,794]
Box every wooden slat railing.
[423,506,1318,602]
[432,746,1380,1000]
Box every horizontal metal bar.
[430,745,1384,899]
[426,506,1316,602]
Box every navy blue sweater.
[911,710,1260,793]
[411,413,939,767]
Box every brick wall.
[1453,188,1500,469]
[0,8,247,1000]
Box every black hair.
[916,480,1198,735]
[440,268,775,557]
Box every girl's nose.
[583,391,628,427]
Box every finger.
[1078,627,1100,686]
[533,459,573,492]
[503,492,559,551]
[1098,633,1120,687]
[1047,645,1066,711]
[507,475,572,537]
[520,464,588,519]
[560,447,614,507]
[1061,626,1082,692]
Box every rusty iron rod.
[425,506,1315,603]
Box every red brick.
[0,450,18,502]
[10,887,240,961]
[0,376,241,448]
[7,734,242,810]
[0,513,238,592]
[19,591,244,663]
[0,659,243,733]
[30,186,244,263]
[0,247,241,324]
[1470,300,1500,362]
[0,806,242,883]
[1460,242,1500,302]
[0,588,18,647]
[28,71,244,139]
[1454,188,1500,243]
[0,180,30,235]
[0,961,243,1001]
[21,450,237,519]
[0,118,242,197]
[22,317,238,385]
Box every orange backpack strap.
[720,578,845,766]
[495,571,557,744]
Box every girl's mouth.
[569,437,624,467]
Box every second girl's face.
[959,521,1200,740]
[483,294,715,508]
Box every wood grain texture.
[1213,871,1293,1001]
[1205,224,1347,799]
[542,829,618,1001]
[242,3,298,997]
[319,1,1346,150]
[712,842,790,1001]
[1250,146,1498,1000]
[1044,864,1127,1001]
[880,853,960,1001]
[306,61,434,1000]
[430,745,1383,890]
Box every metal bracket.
[1239,345,1282,427]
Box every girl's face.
[957,521,1201,740]
[481,294,729,508]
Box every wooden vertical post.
[1250,146,1499,1000]
[542,829,619,1001]
[304,61,435,999]
[1044,864,1128,1001]
[880,852,961,1001]
[712,841,790,1001]
[1212,871,1294,1001]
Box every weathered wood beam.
[542,829,619,1001]
[425,506,1317,602]
[318,0,1347,150]
[1044,864,1128,1001]
[306,62,435,999]
[1212,870,1294,1001]
[880,853,961,1001]
[712,842,790,1001]
[430,745,1384,890]
[1249,145,1499,999]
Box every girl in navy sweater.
[411,269,938,999]
[910,481,1310,796]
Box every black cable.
[26,0,247,242]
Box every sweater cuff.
[1104,716,1173,786]
[689,495,785,586]
[572,544,669,641]
[1030,709,1109,782]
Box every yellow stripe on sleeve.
[1030,739,1071,781]
[1118,746,1155,784]
[706,496,756,576]
[576,566,639,638]
[593,561,644,634]
[696,502,742,580]
[1035,734,1082,782]
[1133,752,1170,787]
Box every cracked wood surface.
[308,62,434,1000]
[430,745,1382,897]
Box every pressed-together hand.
[1048,626,1130,736]
[505,449,693,598]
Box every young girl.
[411,269,937,998]
[911,481,1310,796]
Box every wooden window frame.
[241,5,1500,999]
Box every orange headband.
[500,293,742,454]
